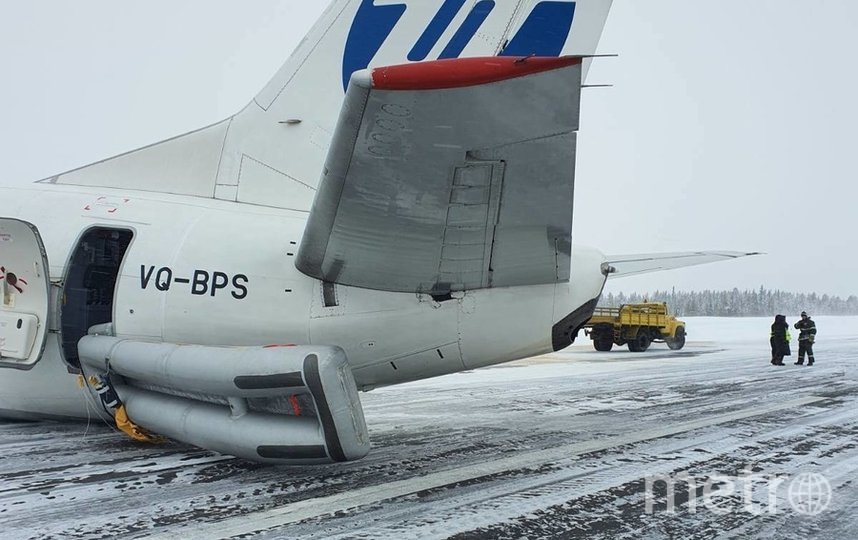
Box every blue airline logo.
[342,0,576,89]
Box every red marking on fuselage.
[289,395,302,416]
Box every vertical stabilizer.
[45,1,612,209]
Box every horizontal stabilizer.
[602,251,761,278]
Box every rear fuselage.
[0,183,606,419]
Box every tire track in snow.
[149,396,824,539]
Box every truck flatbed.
[583,302,686,352]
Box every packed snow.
[1,316,856,539]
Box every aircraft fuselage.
[0,183,607,420]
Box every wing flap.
[297,56,583,293]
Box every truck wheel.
[667,327,686,350]
[628,330,651,352]
[594,337,613,352]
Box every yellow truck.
[583,302,686,352]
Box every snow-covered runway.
[2,317,856,539]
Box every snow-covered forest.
[600,287,858,316]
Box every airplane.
[0,0,756,464]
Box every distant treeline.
[601,287,858,317]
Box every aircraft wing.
[602,251,762,277]
[296,56,582,295]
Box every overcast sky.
[1,1,856,297]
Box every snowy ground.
[1,316,856,539]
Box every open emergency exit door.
[0,219,50,368]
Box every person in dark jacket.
[794,311,817,365]
[770,314,790,365]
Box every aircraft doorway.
[60,228,133,369]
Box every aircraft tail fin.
[42,1,613,209]
[256,0,613,105]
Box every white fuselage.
[0,183,607,420]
